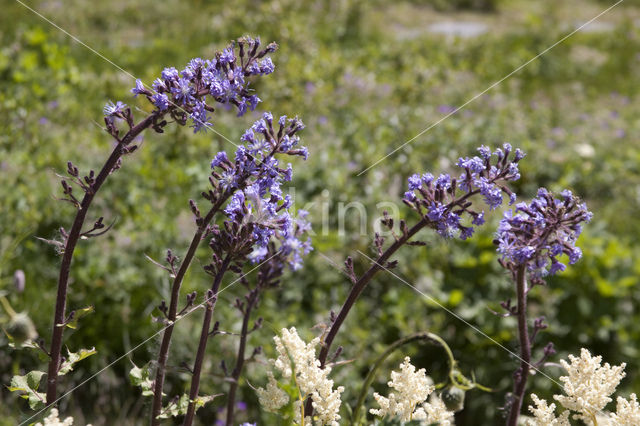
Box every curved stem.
[300,217,428,416]
[0,296,17,318]
[224,291,258,426]
[182,255,232,426]
[318,218,429,368]
[151,195,230,425]
[506,265,530,426]
[351,332,456,425]
[46,113,157,405]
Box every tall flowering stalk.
[44,34,277,404]
[143,39,287,424]
[223,214,312,426]
[316,145,522,362]
[306,144,524,416]
[179,114,311,425]
[495,188,592,426]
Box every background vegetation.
[1,0,639,424]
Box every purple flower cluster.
[495,187,592,280]
[210,112,312,270]
[106,36,277,133]
[403,144,524,240]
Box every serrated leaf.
[8,370,46,410]
[156,394,190,419]
[129,363,155,397]
[194,393,222,410]
[58,347,97,375]
[65,305,94,329]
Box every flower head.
[257,327,344,426]
[554,348,626,418]
[404,144,524,240]
[525,394,570,426]
[370,356,456,423]
[103,100,127,117]
[209,113,310,270]
[611,394,640,425]
[125,37,277,130]
[35,408,92,426]
[495,187,592,281]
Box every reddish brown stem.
[46,113,158,405]
[151,138,285,424]
[506,265,530,426]
[302,217,429,416]
[182,255,232,426]
[317,217,428,367]
[151,196,229,425]
[225,292,258,426]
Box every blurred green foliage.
[1,0,639,424]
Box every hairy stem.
[182,255,232,426]
[46,113,157,405]
[151,195,230,425]
[225,291,258,426]
[506,265,531,426]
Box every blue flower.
[404,191,417,202]
[171,78,195,105]
[161,67,180,83]
[259,57,275,75]
[496,187,591,279]
[478,145,492,160]
[151,93,169,111]
[219,48,235,64]
[152,78,167,93]
[131,79,146,97]
[190,101,211,133]
[103,100,127,117]
[224,192,245,220]
[407,174,422,190]
[472,212,485,226]
[457,156,485,174]
[210,152,229,169]
[407,145,526,241]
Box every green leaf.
[7,370,46,410]
[194,393,222,410]
[64,305,94,329]
[129,363,155,397]
[58,347,97,376]
[156,394,190,419]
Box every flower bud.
[6,312,38,345]
[13,270,25,293]
[441,385,465,412]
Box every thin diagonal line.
[353,249,564,389]
[19,251,280,426]
[317,250,596,409]
[14,0,238,147]
[357,0,625,176]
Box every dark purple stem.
[152,137,285,424]
[317,217,428,368]
[46,113,158,405]
[506,265,531,426]
[225,292,258,426]
[182,255,232,426]
[151,195,230,425]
